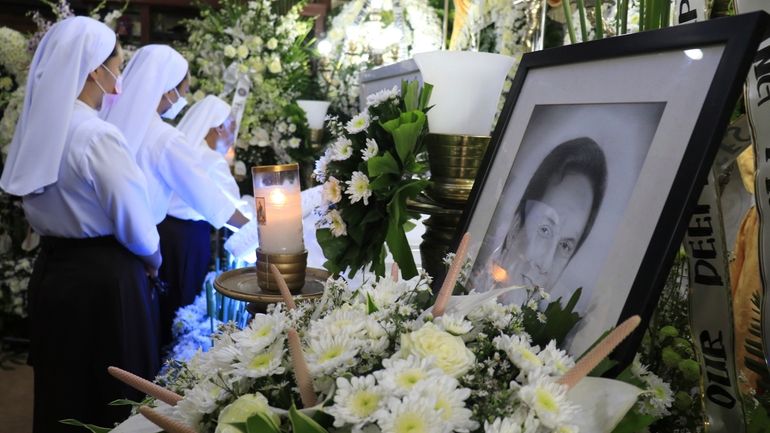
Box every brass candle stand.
[409,133,490,280]
[255,248,308,294]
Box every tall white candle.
[253,165,305,254]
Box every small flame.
[269,189,287,206]
[491,263,508,283]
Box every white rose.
[266,38,278,50]
[268,58,282,74]
[237,45,249,59]
[215,393,279,433]
[224,45,237,58]
[400,323,475,377]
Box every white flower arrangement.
[110,248,678,433]
[317,0,443,117]
[182,0,314,169]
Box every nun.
[0,17,162,432]
[102,46,249,349]
[158,95,247,345]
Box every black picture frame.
[453,12,769,367]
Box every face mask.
[161,88,188,120]
[95,65,123,110]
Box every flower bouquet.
[315,81,433,279]
[109,244,670,433]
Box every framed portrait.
[455,12,769,363]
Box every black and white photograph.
[470,103,666,310]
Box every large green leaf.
[245,412,281,433]
[380,111,426,163]
[523,287,582,347]
[610,410,656,433]
[289,404,329,433]
[367,153,400,177]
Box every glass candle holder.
[252,163,305,255]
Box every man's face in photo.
[495,172,594,289]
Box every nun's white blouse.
[166,146,243,223]
[137,115,235,228]
[22,100,160,256]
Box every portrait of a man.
[472,138,607,291]
[469,103,665,311]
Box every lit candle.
[252,164,305,254]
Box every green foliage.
[317,81,433,279]
[522,288,582,347]
[59,419,111,433]
[289,404,330,433]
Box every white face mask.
[95,64,122,110]
[161,88,188,120]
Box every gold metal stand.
[409,133,490,281]
[256,249,308,294]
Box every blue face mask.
[161,88,187,120]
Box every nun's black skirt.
[28,235,159,433]
[157,216,211,348]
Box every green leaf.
[403,80,420,112]
[289,404,329,433]
[366,292,380,313]
[59,420,111,433]
[245,412,281,433]
[610,409,656,433]
[108,398,143,407]
[418,82,433,112]
[367,153,400,177]
[522,287,582,347]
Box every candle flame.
[491,263,508,283]
[269,189,287,206]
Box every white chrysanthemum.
[467,298,515,329]
[361,316,390,355]
[346,171,372,205]
[518,375,575,429]
[197,337,240,375]
[232,342,286,379]
[362,138,379,161]
[328,375,384,427]
[494,334,543,373]
[331,137,354,161]
[232,313,285,353]
[484,417,522,433]
[366,86,399,107]
[376,355,443,396]
[308,307,368,340]
[640,373,673,417]
[416,375,477,432]
[374,394,445,433]
[434,313,473,336]
[361,277,409,309]
[326,209,348,237]
[177,379,226,427]
[346,112,371,133]
[307,334,360,376]
[631,353,650,379]
[323,176,343,204]
[314,154,330,182]
[538,341,574,377]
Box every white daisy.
[322,176,343,204]
[328,375,384,427]
[415,376,477,432]
[232,341,286,379]
[177,379,226,427]
[346,112,371,134]
[434,313,473,336]
[494,334,543,373]
[538,341,574,377]
[314,154,330,182]
[640,373,673,417]
[232,313,285,353]
[484,417,522,433]
[308,307,368,340]
[362,138,379,161]
[375,355,443,396]
[346,171,372,205]
[374,394,445,433]
[326,209,347,237]
[361,277,408,309]
[366,86,399,107]
[518,375,575,429]
[306,334,360,376]
[331,136,354,161]
[630,353,650,379]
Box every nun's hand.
[140,249,162,277]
